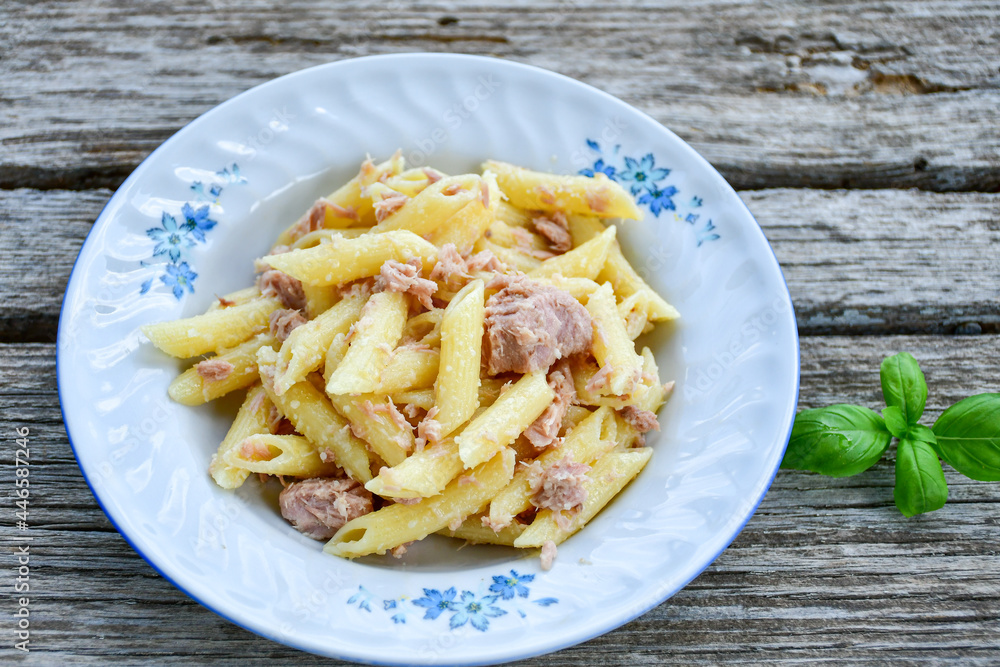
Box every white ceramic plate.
[58,53,799,665]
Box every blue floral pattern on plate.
[580,140,719,246]
[139,163,246,299]
[347,570,558,632]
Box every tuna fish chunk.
[483,276,592,374]
[278,477,374,540]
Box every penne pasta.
[222,433,340,478]
[142,297,281,358]
[427,171,500,254]
[370,174,482,236]
[168,334,277,406]
[456,370,555,469]
[326,291,409,395]
[291,228,369,250]
[528,226,616,281]
[487,406,616,529]
[568,214,680,321]
[327,448,516,558]
[208,385,270,489]
[586,282,645,396]
[439,515,526,545]
[391,377,505,412]
[326,393,412,467]
[272,291,367,396]
[364,436,463,499]
[301,284,342,319]
[144,153,677,565]
[371,347,440,394]
[274,153,403,245]
[207,286,261,311]
[513,447,652,548]
[473,238,542,273]
[434,280,486,437]
[262,231,439,287]
[259,347,373,483]
[484,160,642,220]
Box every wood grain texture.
[1,0,998,191]
[2,336,998,663]
[2,187,996,342]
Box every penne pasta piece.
[142,297,281,358]
[327,393,412,467]
[273,291,367,396]
[262,231,439,287]
[390,388,436,411]
[274,153,404,245]
[370,347,440,394]
[323,332,350,384]
[301,284,341,319]
[473,238,541,273]
[618,291,651,340]
[291,228,369,250]
[434,280,486,437]
[370,174,482,236]
[168,334,277,406]
[568,214,680,321]
[207,286,261,311]
[562,404,595,435]
[326,291,409,395]
[391,378,505,413]
[401,309,443,343]
[456,370,555,469]
[613,348,674,448]
[495,199,534,228]
[428,171,500,254]
[484,160,642,220]
[484,219,552,255]
[528,226,616,281]
[513,447,652,548]
[209,385,270,489]
[487,407,616,529]
[586,282,645,396]
[327,448,516,558]
[365,436,462,499]
[259,347,373,483]
[222,433,340,478]
[439,515,526,545]
[381,167,447,198]
[533,276,601,302]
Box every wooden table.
[2,1,998,663]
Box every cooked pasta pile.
[142,153,678,569]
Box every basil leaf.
[894,437,948,517]
[905,423,937,446]
[782,405,892,477]
[880,352,927,425]
[932,393,1000,481]
[882,406,908,439]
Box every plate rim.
[56,51,801,665]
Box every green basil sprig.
[782,352,1000,516]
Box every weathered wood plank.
[0,189,110,343]
[1,0,998,191]
[2,336,998,663]
[751,188,1000,335]
[2,188,997,342]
